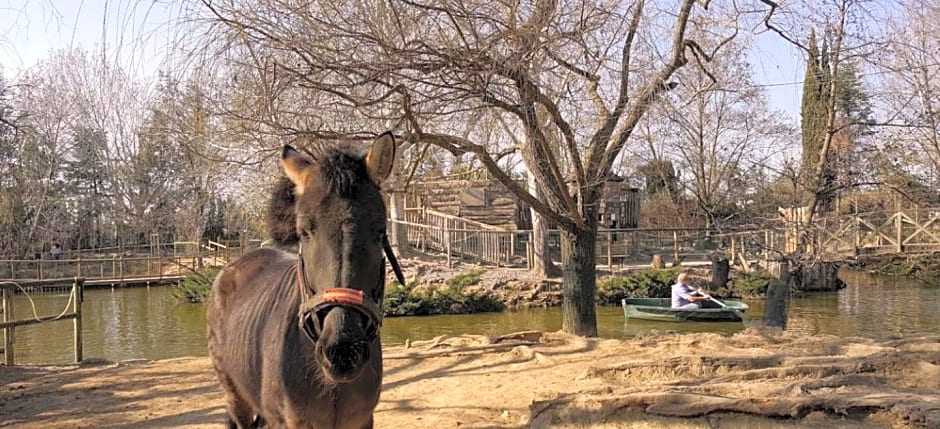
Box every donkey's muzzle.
[318,337,370,383]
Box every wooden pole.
[673,231,680,266]
[854,215,861,255]
[607,230,613,271]
[119,255,125,286]
[38,260,43,280]
[895,212,903,253]
[730,237,737,266]
[73,278,83,363]
[3,289,14,365]
[445,223,452,269]
[526,240,533,270]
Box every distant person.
[50,243,63,260]
[671,273,711,309]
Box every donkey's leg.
[222,394,255,429]
[214,369,255,428]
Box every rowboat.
[621,298,748,322]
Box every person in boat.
[671,273,712,309]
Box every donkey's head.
[279,132,396,383]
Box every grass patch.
[172,267,221,303]
[596,268,682,305]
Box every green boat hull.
[621,298,748,322]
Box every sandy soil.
[1,329,938,428]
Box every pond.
[7,269,939,364]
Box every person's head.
[677,273,688,284]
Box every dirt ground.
[1,329,938,429]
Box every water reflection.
[8,270,939,364]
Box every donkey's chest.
[271,373,381,429]
[259,345,381,429]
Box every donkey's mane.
[266,143,371,246]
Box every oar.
[696,288,746,321]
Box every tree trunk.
[559,210,598,337]
[799,262,844,292]
[528,173,560,277]
[764,258,791,328]
[388,191,408,252]
[710,253,730,289]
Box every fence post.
[525,240,533,270]
[3,288,14,365]
[607,230,613,271]
[673,231,680,266]
[38,260,43,280]
[73,278,83,363]
[119,255,125,286]
[854,215,861,255]
[730,237,737,266]
[444,224,452,269]
[895,212,903,253]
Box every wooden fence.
[393,211,773,270]
[0,243,252,285]
[808,208,940,260]
[1,278,84,365]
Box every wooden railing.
[393,211,775,269]
[1,278,84,365]
[0,243,256,283]
[806,209,940,259]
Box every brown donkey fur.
[208,133,397,429]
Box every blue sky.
[0,0,806,120]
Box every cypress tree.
[800,29,834,209]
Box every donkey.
[207,132,404,429]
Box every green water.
[6,270,939,364]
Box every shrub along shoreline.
[173,267,504,316]
[174,265,776,316]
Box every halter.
[296,235,405,343]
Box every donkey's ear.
[282,145,312,194]
[365,132,396,186]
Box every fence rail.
[0,244,253,284]
[392,215,774,269]
[394,206,940,268]
[1,278,84,365]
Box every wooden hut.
[407,172,640,230]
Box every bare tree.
[191,0,763,335]
[639,38,794,227]
[879,0,940,188]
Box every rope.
[0,281,76,323]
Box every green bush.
[383,275,503,317]
[727,271,776,298]
[173,267,222,303]
[596,268,682,305]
